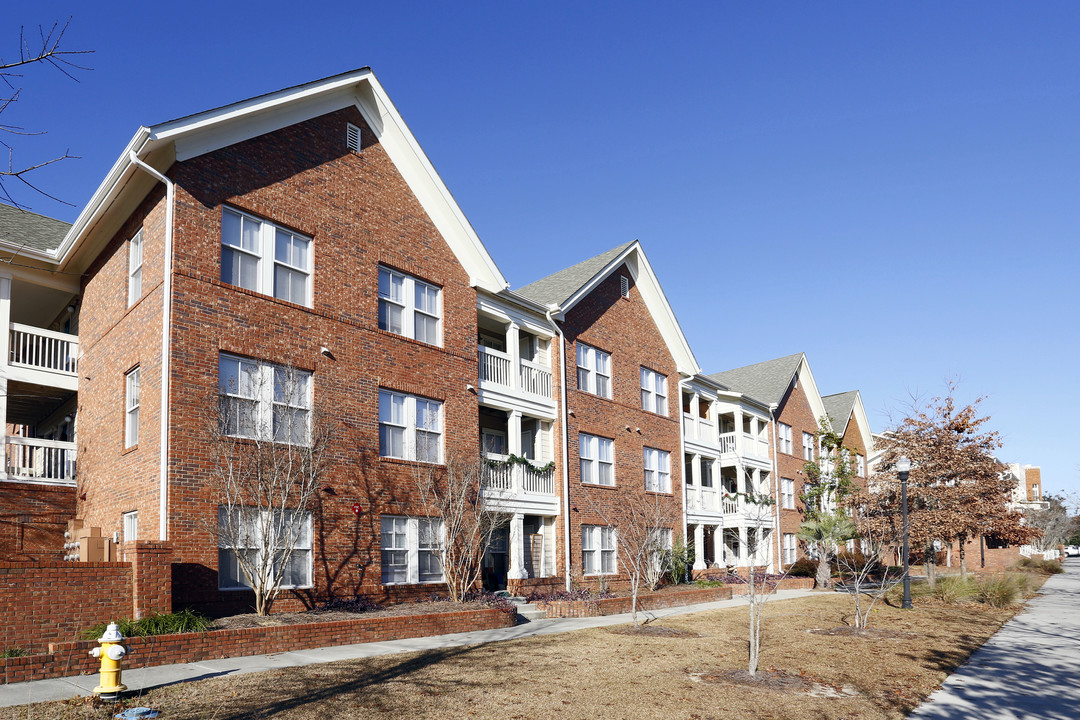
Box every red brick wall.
[79,107,481,610]
[772,372,819,568]
[1026,467,1042,501]
[537,586,733,618]
[556,264,684,587]
[0,483,75,561]
[1,606,515,684]
[123,541,173,618]
[0,562,132,652]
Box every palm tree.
[797,511,857,589]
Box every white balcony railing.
[682,415,695,440]
[700,487,718,512]
[478,347,552,399]
[6,436,76,484]
[478,347,512,387]
[519,359,552,398]
[482,453,555,496]
[722,495,739,514]
[718,432,737,454]
[9,323,78,376]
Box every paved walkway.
[910,559,1080,720]
[0,587,817,708]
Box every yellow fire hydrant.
[89,622,128,699]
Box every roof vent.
[619,275,630,299]
[346,123,361,153]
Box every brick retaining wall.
[1,606,515,684]
[536,586,734,618]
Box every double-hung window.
[783,533,797,564]
[221,207,312,307]
[781,478,795,509]
[857,454,866,477]
[218,354,312,444]
[127,230,143,308]
[582,525,616,575]
[218,507,312,590]
[640,367,668,415]
[777,422,793,455]
[381,515,444,584]
[643,447,671,493]
[576,344,611,398]
[123,511,138,542]
[378,266,442,345]
[378,390,443,463]
[125,368,140,448]
[802,432,815,461]
[579,433,614,486]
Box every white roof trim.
[793,355,830,433]
[849,391,875,454]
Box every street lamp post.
[898,455,912,610]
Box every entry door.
[483,527,509,591]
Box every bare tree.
[411,451,506,602]
[1027,494,1072,553]
[833,512,904,630]
[1,18,92,207]
[743,499,782,676]
[208,362,332,616]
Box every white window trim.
[218,508,313,591]
[220,207,313,307]
[579,433,614,486]
[127,230,143,308]
[778,423,793,455]
[582,524,617,575]
[123,510,138,543]
[783,533,797,564]
[576,343,612,399]
[125,367,140,448]
[381,515,445,585]
[378,266,443,346]
[802,432,815,461]
[378,389,444,464]
[644,447,671,493]
[856,454,866,478]
[218,354,312,444]
[640,367,668,416]
[781,477,795,510]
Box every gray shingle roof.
[822,390,859,433]
[707,352,805,407]
[515,242,635,308]
[0,203,71,254]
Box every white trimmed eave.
[850,392,874,453]
[796,355,830,433]
[559,242,701,376]
[53,69,508,292]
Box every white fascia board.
[559,242,701,377]
[0,244,59,264]
[477,291,555,338]
[796,355,830,432]
[850,391,874,453]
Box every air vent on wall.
[346,123,361,153]
[619,275,630,299]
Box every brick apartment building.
[0,69,883,613]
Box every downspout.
[128,150,174,542]
[677,377,691,569]
[769,403,782,571]
[543,306,573,591]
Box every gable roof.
[0,202,71,254]
[516,240,699,376]
[708,353,805,407]
[38,68,508,292]
[822,391,858,435]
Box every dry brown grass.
[2,592,1028,720]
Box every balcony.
[478,346,553,401]
[684,485,720,515]
[482,453,556,496]
[5,436,76,485]
[718,432,737,454]
[7,323,79,391]
[742,433,770,460]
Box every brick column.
[124,541,173,618]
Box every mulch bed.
[807,627,919,639]
[689,668,814,692]
[608,625,701,638]
[210,600,495,630]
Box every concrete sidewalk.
[0,587,818,708]
[910,560,1080,720]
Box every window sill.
[380,456,445,468]
[218,584,314,592]
[580,482,617,490]
[121,443,138,456]
[645,490,673,497]
[374,327,444,351]
[381,579,447,587]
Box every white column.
[733,408,744,455]
[0,275,10,473]
[507,322,521,392]
[693,523,706,570]
[508,512,526,580]
[508,411,522,491]
[689,452,701,510]
[739,527,748,565]
[713,524,724,568]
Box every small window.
[379,389,443,463]
[640,367,668,415]
[802,432,815,461]
[644,447,671,493]
[783,533,797,564]
[576,344,611,399]
[123,511,138,543]
[381,515,445,584]
[221,207,312,307]
[777,423,793,455]
[346,122,361,153]
[127,230,143,308]
[781,478,795,509]
[579,433,614,486]
[582,525,616,575]
[125,368,140,448]
[619,275,630,299]
[856,454,866,477]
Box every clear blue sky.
[7,2,1080,493]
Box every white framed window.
[857,454,866,477]
[127,230,143,308]
[579,433,614,486]
[582,525,616,575]
[783,533,797,565]
[218,354,312,444]
[802,432,815,461]
[378,266,442,346]
[576,343,611,399]
[781,477,795,509]
[643,447,671,493]
[381,515,444,584]
[640,367,668,415]
[220,207,312,307]
[777,422,792,454]
[218,507,312,590]
[379,389,443,463]
[123,511,138,543]
[125,367,140,448]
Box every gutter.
[677,376,692,566]
[769,403,782,571]
[543,305,573,591]
[127,150,174,542]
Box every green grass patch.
[1,647,27,658]
[82,608,211,640]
